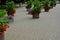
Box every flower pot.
[30,10,41,19]
[6,9,15,16]
[44,6,51,12]
[33,13,39,19]
[0,32,4,40]
[30,10,41,15]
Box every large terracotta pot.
[30,10,41,19]
[44,6,51,12]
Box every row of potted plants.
[26,0,57,19]
[0,10,9,35]
[0,1,16,35]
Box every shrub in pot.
[43,0,51,12]
[0,18,9,35]
[26,0,32,11]
[6,1,16,16]
[30,0,42,19]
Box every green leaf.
[6,1,15,9]
[0,10,6,18]
[26,0,32,7]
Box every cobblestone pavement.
[5,4,60,40]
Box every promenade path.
[5,4,60,40]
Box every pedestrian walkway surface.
[5,4,60,40]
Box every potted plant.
[6,1,16,22]
[0,10,9,27]
[26,0,32,11]
[6,1,16,17]
[30,0,42,19]
[43,0,51,12]
[0,18,9,40]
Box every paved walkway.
[5,4,60,40]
